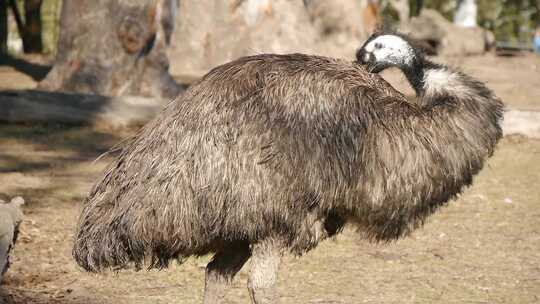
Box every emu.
[73,32,504,303]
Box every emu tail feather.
[73,205,141,272]
[72,197,182,272]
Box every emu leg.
[248,239,283,304]
[203,242,251,304]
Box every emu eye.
[374,43,383,49]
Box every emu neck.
[401,57,429,97]
[403,59,468,108]
[401,57,504,142]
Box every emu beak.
[356,48,370,64]
[356,48,377,72]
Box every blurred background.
[0,1,539,304]
[1,0,540,98]
[3,0,540,56]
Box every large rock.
[169,0,368,75]
[0,197,24,281]
[400,9,488,56]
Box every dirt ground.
[0,53,539,304]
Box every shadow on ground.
[0,55,51,82]
[0,123,130,207]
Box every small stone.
[10,197,25,205]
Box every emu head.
[356,33,421,73]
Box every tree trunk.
[390,0,410,22]
[22,0,42,53]
[0,0,7,54]
[7,0,43,53]
[411,0,423,17]
[8,0,25,43]
[454,0,477,28]
[39,0,183,99]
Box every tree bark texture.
[8,0,43,53]
[22,0,43,53]
[39,0,182,99]
[0,0,7,54]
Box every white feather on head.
[362,34,415,66]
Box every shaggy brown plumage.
[73,50,503,273]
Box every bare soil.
[0,53,539,303]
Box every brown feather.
[73,53,503,272]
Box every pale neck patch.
[423,68,466,96]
